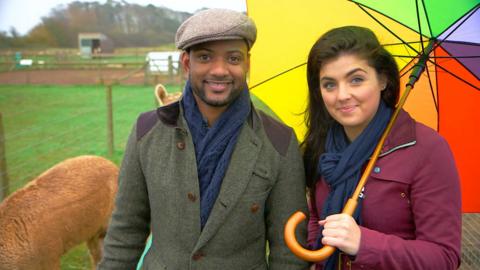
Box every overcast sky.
[0,0,247,35]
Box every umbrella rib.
[392,55,480,59]
[431,60,480,91]
[350,0,425,36]
[356,4,421,56]
[386,40,479,47]
[415,0,427,54]
[433,5,479,51]
[434,62,441,132]
[435,5,479,41]
[420,0,434,38]
[383,41,424,46]
[400,64,417,79]
[249,63,306,90]
[424,60,439,113]
[431,46,480,82]
[440,40,480,47]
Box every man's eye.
[228,56,241,64]
[198,54,210,61]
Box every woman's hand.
[319,213,361,256]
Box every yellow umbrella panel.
[247,0,426,139]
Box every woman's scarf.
[315,100,392,270]
[182,81,251,229]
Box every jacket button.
[373,166,381,173]
[400,192,406,198]
[177,141,185,150]
[187,192,196,202]
[250,203,260,213]
[192,251,204,261]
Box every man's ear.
[180,51,190,75]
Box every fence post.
[0,112,9,201]
[168,55,174,84]
[106,85,114,157]
[144,62,150,86]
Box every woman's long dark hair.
[302,26,400,191]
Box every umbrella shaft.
[407,40,435,87]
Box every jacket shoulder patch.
[259,111,292,156]
[136,110,159,141]
[136,102,181,141]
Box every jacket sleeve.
[97,124,151,270]
[266,132,310,270]
[353,134,461,269]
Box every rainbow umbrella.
[247,0,480,212]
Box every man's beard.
[191,78,246,107]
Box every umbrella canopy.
[246,0,480,212]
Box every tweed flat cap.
[175,8,257,50]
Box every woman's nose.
[337,84,352,100]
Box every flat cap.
[175,8,257,50]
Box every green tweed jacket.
[98,101,309,270]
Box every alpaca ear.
[154,84,167,106]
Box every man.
[98,9,308,270]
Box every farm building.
[78,33,114,58]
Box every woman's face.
[319,53,386,141]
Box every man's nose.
[210,58,229,76]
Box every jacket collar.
[380,109,417,157]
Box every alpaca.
[0,155,118,270]
[154,83,182,106]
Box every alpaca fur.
[154,83,182,106]
[0,155,118,270]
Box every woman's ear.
[379,74,387,91]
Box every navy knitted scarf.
[315,100,392,270]
[182,81,251,229]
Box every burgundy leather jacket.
[308,110,461,270]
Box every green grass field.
[0,83,277,269]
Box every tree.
[5,1,192,48]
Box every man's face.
[181,39,250,109]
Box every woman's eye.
[351,77,364,84]
[322,82,335,90]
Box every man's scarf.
[315,100,392,270]
[182,81,251,229]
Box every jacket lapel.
[194,118,262,250]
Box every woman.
[302,26,461,270]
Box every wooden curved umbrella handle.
[284,199,358,262]
[284,211,336,262]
